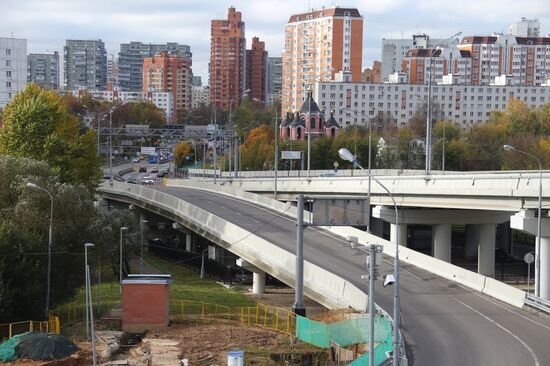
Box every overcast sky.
[2,0,549,81]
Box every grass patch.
[144,254,256,308]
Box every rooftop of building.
[461,35,550,45]
[288,7,362,23]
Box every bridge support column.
[433,224,451,262]
[478,224,496,277]
[465,224,479,258]
[390,224,407,247]
[185,233,192,252]
[511,209,550,299]
[252,271,266,294]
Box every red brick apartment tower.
[282,7,363,113]
[246,37,267,106]
[210,7,246,111]
[143,52,191,122]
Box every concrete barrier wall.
[167,179,527,309]
[100,181,367,312]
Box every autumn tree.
[174,141,192,166]
[0,83,101,190]
[240,125,274,170]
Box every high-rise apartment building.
[118,42,191,91]
[246,37,267,105]
[27,52,59,90]
[143,51,192,123]
[106,53,118,90]
[509,18,540,37]
[457,34,550,86]
[64,39,107,91]
[210,7,246,111]
[381,34,451,82]
[267,57,282,105]
[282,7,363,114]
[0,37,27,109]
[401,45,472,85]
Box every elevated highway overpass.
[100,180,550,366]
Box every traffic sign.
[524,252,535,264]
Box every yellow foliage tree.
[174,141,191,166]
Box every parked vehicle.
[151,167,159,173]
[126,177,137,184]
[138,167,147,173]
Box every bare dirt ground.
[3,285,336,366]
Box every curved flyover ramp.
[100,182,550,366]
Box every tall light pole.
[254,98,279,199]
[26,182,53,320]
[339,108,373,233]
[503,144,543,297]
[229,89,250,178]
[108,100,129,184]
[140,219,148,274]
[426,31,462,175]
[338,148,402,366]
[84,243,97,366]
[119,226,128,294]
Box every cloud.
[1,0,549,80]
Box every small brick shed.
[122,274,172,333]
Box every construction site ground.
[3,285,363,366]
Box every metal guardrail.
[525,294,550,314]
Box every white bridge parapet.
[100,181,368,312]
[167,178,528,309]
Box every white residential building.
[381,34,452,82]
[0,37,27,109]
[70,90,173,124]
[191,85,210,110]
[314,81,550,128]
[508,18,540,37]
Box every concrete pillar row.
[433,224,452,262]
[390,224,408,247]
[252,271,266,294]
[465,224,479,258]
[478,224,496,277]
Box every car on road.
[132,158,140,163]
[141,176,155,185]
[138,167,147,173]
[151,167,159,173]
[103,174,110,179]
[156,171,166,178]
[125,177,137,184]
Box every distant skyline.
[2,0,549,82]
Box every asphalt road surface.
[156,186,550,366]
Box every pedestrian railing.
[0,315,60,340]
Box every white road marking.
[457,284,550,332]
[451,296,540,366]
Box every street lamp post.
[254,98,279,199]
[426,31,462,175]
[339,108,373,233]
[26,183,53,320]
[84,243,97,366]
[229,89,250,178]
[338,148,403,366]
[503,144,543,297]
[108,100,129,184]
[140,219,148,274]
[119,227,128,294]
